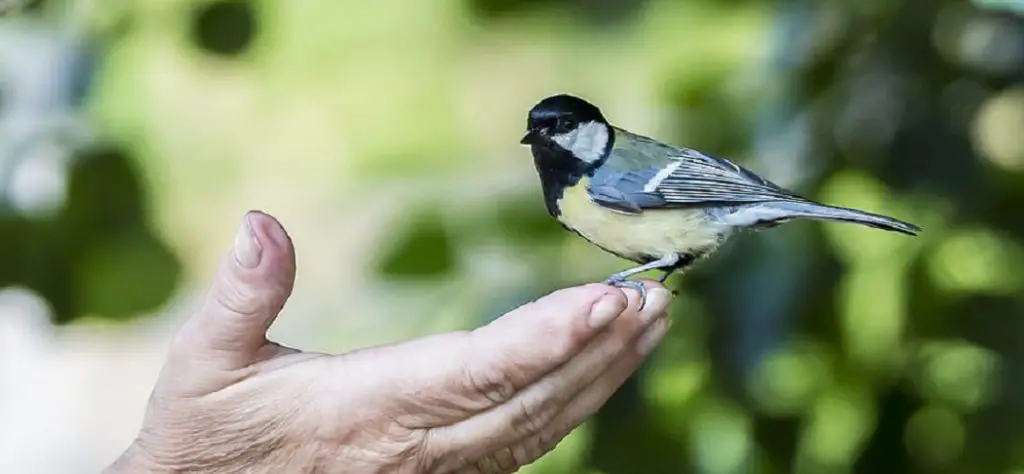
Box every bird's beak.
[520,130,537,145]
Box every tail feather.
[725,201,921,236]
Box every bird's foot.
[602,275,648,311]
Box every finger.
[172,211,297,369]
[461,316,673,474]
[459,280,666,405]
[533,316,673,454]
[423,282,673,471]
[367,283,637,428]
[453,284,633,411]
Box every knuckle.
[473,457,501,474]
[211,276,265,317]
[412,430,458,474]
[209,266,290,319]
[510,444,533,469]
[464,361,519,405]
[493,447,518,471]
[463,334,524,405]
[529,426,572,465]
[511,398,546,438]
[512,436,548,469]
[538,424,573,453]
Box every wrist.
[102,440,168,474]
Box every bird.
[519,93,921,308]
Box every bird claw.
[602,277,648,311]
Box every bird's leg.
[658,253,697,284]
[603,253,681,310]
[658,270,680,297]
[605,253,682,281]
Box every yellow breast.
[555,177,723,261]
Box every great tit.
[520,93,921,308]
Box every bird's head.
[521,94,612,167]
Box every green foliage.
[375,209,458,279]
[189,0,258,58]
[488,193,567,245]
[72,228,180,320]
[0,145,181,324]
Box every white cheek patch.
[552,121,609,163]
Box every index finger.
[461,280,661,405]
[364,280,662,429]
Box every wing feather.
[615,129,808,207]
[587,127,809,212]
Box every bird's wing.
[588,128,809,212]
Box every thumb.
[173,211,297,367]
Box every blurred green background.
[1,0,1023,472]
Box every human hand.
[104,211,673,474]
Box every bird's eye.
[556,118,574,131]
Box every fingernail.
[233,213,262,268]
[639,288,672,324]
[636,317,671,356]
[589,294,624,329]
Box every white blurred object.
[0,286,55,365]
[7,139,70,217]
[0,287,68,474]
[0,18,94,219]
[0,283,200,474]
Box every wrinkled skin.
[104,211,673,474]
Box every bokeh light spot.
[959,15,1024,76]
[929,227,1024,295]
[747,341,831,417]
[904,405,965,468]
[646,362,707,413]
[934,5,1024,77]
[688,399,753,474]
[840,266,907,372]
[6,139,69,219]
[972,86,1024,171]
[912,340,1001,411]
[801,387,874,468]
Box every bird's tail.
[755,200,921,235]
